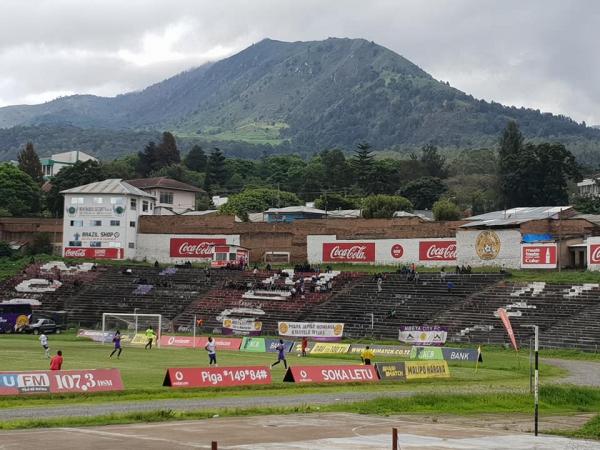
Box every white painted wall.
[136,234,240,264]
[456,229,522,268]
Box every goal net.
[102,313,162,347]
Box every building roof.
[461,206,572,228]
[60,179,154,198]
[265,206,327,215]
[126,177,203,193]
[326,209,362,219]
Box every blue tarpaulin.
[522,233,553,243]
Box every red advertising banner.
[0,369,124,396]
[497,308,519,351]
[390,244,404,259]
[163,366,271,388]
[590,244,600,264]
[169,238,226,258]
[283,365,378,384]
[419,241,457,261]
[322,242,375,263]
[158,335,242,350]
[63,247,123,259]
[521,244,557,268]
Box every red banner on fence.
[418,241,457,261]
[0,369,124,396]
[169,238,226,258]
[283,365,378,383]
[63,247,123,259]
[322,242,375,263]
[158,335,242,350]
[163,366,271,388]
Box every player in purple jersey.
[270,339,288,369]
[109,330,122,358]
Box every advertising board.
[163,366,271,388]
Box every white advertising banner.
[398,326,448,345]
[278,321,344,341]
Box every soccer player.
[271,339,288,369]
[110,330,122,358]
[144,327,156,350]
[205,336,217,366]
[301,337,308,357]
[361,346,375,366]
[39,333,50,358]
[50,350,63,370]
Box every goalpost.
[102,313,162,348]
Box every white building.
[41,151,97,179]
[61,179,155,260]
[577,178,600,197]
[126,177,203,215]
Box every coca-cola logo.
[322,242,375,262]
[590,245,600,264]
[64,248,86,257]
[391,244,404,259]
[178,242,214,256]
[170,238,227,258]
[419,241,457,261]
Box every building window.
[68,241,81,246]
[108,242,121,248]
[130,198,137,210]
[70,220,83,227]
[93,197,104,204]
[150,203,154,210]
[71,197,84,204]
[159,192,173,204]
[128,242,135,249]
[142,200,149,212]
[110,220,120,226]
[129,221,136,228]
[110,197,124,204]
[90,241,102,248]
[90,220,102,226]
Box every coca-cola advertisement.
[63,247,123,259]
[590,244,600,265]
[521,244,557,269]
[322,242,375,263]
[390,244,404,259]
[418,241,457,261]
[170,238,226,258]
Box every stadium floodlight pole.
[524,324,539,436]
[193,314,197,348]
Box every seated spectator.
[461,265,467,274]
[447,281,455,292]
[466,265,472,274]
[455,265,461,274]
[154,260,159,268]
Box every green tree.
[17,142,43,184]
[572,195,600,214]
[0,163,42,216]
[320,149,351,189]
[136,141,158,177]
[102,154,138,179]
[28,232,53,255]
[498,121,524,207]
[46,160,105,217]
[204,148,228,192]
[399,176,447,209]
[155,131,181,167]
[314,193,358,211]
[432,199,461,220]
[184,145,207,172]
[420,144,447,178]
[219,187,301,221]
[351,142,374,194]
[0,241,12,257]
[148,164,204,188]
[362,194,413,219]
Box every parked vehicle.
[24,318,65,334]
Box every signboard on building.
[322,242,375,263]
[521,244,557,269]
[418,241,457,261]
[169,238,226,258]
[63,247,123,259]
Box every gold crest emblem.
[279,322,289,334]
[475,230,501,260]
[333,324,343,335]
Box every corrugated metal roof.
[60,179,154,198]
[265,206,326,215]
[462,206,571,227]
[126,177,203,193]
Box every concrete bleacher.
[298,273,505,340]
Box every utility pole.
[525,324,539,436]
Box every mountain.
[1,37,600,162]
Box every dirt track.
[544,358,600,387]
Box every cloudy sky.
[1,0,598,124]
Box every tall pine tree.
[184,145,207,172]
[17,142,43,184]
[204,148,228,192]
[155,131,180,167]
[351,142,374,194]
[498,121,524,207]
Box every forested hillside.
[1,37,599,163]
